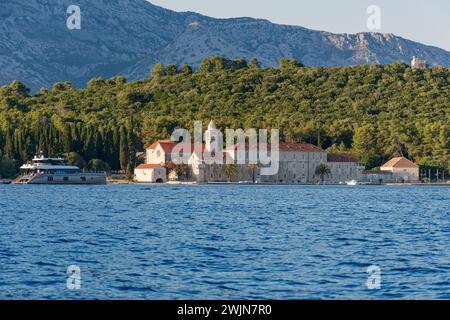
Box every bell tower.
[205,120,224,157]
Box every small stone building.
[411,56,427,69]
[134,164,166,183]
[380,157,419,182]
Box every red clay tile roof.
[327,153,358,163]
[381,157,419,168]
[148,140,178,153]
[148,140,206,152]
[225,143,324,152]
[136,164,162,169]
[279,143,324,152]
[149,141,324,154]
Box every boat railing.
[20,169,106,175]
[80,169,107,174]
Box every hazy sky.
[150,0,450,51]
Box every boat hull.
[13,172,107,185]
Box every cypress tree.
[119,126,129,171]
[112,126,120,170]
[83,127,97,161]
[62,124,72,153]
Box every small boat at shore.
[238,181,254,184]
[346,180,359,186]
[13,153,106,185]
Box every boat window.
[48,177,53,182]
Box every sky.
[150,0,450,51]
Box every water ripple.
[0,184,449,299]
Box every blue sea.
[0,184,449,300]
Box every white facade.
[146,141,176,165]
[258,151,327,184]
[140,122,363,184]
[327,154,365,184]
[380,157,419,182]
[134,165,167,183]
[411,56,427,69]
[380,166,419,182]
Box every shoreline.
[107,180,450,186]
[2,178,448,186]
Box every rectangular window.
[47,177,53,182]
[63,177,69,182]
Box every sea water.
[0,184,449,299]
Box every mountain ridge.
[1,0,449,92]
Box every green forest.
[0,56,449,178]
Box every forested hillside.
[0,56,449,178]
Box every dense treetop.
[0,56,449,178]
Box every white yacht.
[13,154,106,185]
